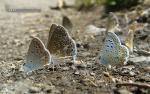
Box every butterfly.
[23,24,77,73]
[23,37,52,73]
[98,31,129,66]
[47,24,77,60]
[62,15,73,32]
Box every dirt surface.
[0,0,150,94]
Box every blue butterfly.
[23,37,52,73]
[46,24,77,61]
[23,24,77,73]
[98,32,129,66]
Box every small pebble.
[71,65,76,70]
[85,25,105,35]
[116,89,132,94]
[83,44,90,49]
[81,52,91,57]
[43,85,53,93]
[143,66,150,72]
[62,67,70,71]
[129,71,136,76]
[29,86,40,93]
[90,72,95,76]
[74,71,80,75]
[14,57,23,61]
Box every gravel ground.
[0,0,150,94]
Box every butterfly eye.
[71,49,74,51]
[71,48,75,53]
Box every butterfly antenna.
[51,58,56,72]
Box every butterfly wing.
[118,45,129,65]
[100,32,129,65]
[62,15,73,32]
[23,37,51,73]
[125,30,134,52]
[47,24,77,59]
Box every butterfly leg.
[63,46,76,62]
[72,47,77,62]
[50,58,55,72]
[57,64,61,69]
[51,59,61,71]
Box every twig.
[85,78,98,87]
[134,50,150,56]
[116,82,150,89]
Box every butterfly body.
[99,32,129,66]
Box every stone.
[29,86,40,93]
